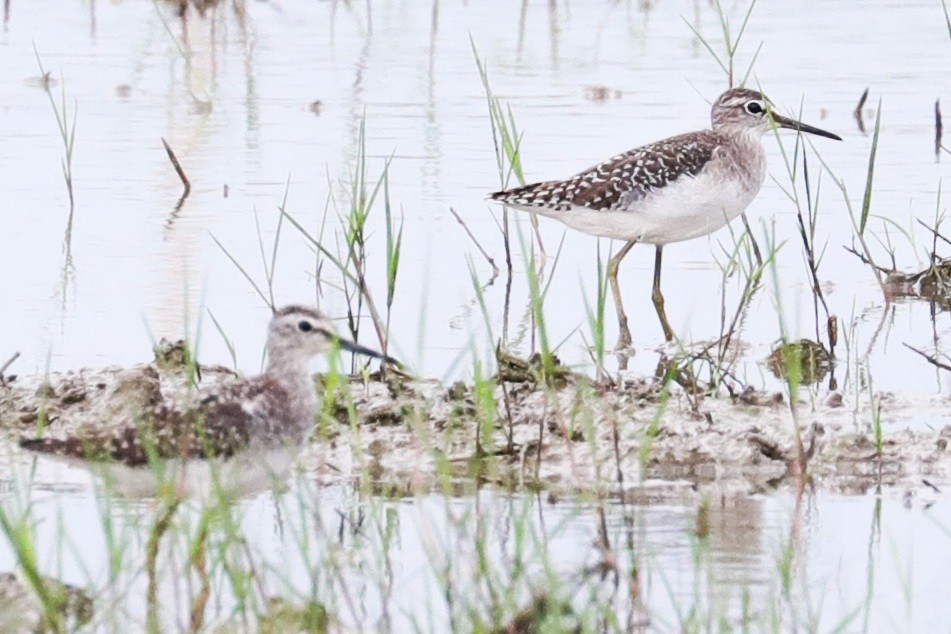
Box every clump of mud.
[161,0,226,18]
[884,258,951,310]
[0,572,93,632]
[2,341,951,499]
[212,597,331,633]
[766,339,833,385]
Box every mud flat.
[2,343,950,500]
[0,572,93,632]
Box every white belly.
[522,168,763,245]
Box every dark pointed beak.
[771,112,842,141]
[333,334,403,368]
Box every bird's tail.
[487,181,571,216]
[488,183,535,203]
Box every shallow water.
[2,0,951,630]
[1,0,950,394]
[2,457,949,631]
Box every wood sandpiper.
[19,305,393,498]
[490,87,841,347]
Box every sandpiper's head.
[711,87,841,141]
[266,305,389,367]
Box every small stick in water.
[854,87,869,134]
[904,343,951,372]
[450,207,499,276]
[0,351,20,383]
[936,99,943,162]
[161,138,191,198]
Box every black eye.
[745,101,764,115]
[298,321,313,333]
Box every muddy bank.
[2,343,950,499]
[0,572,93,632]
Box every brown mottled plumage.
[19,306,392,493]
[19,378,283,466]
[489,87,841,345]
[491,131,719,214]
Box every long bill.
[332,334,402,368]
[771,112,842,141]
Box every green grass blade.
[860,100,882,236]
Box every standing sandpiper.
[19,306,394,498]
[490,87,841,347]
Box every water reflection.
[0,453,946,630]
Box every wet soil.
[884,258,951,310]
[0,572,93,632]
[2,342,950,500]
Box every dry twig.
[161,137,191,198]
[0,351,20,382]
[449,207,498,276]
[936,100,944,160]
[904,343,951,372]
[854,87,869,134]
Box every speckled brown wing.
[490,130,721,212]
[20,426,156,465]
[19,376,288,467]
